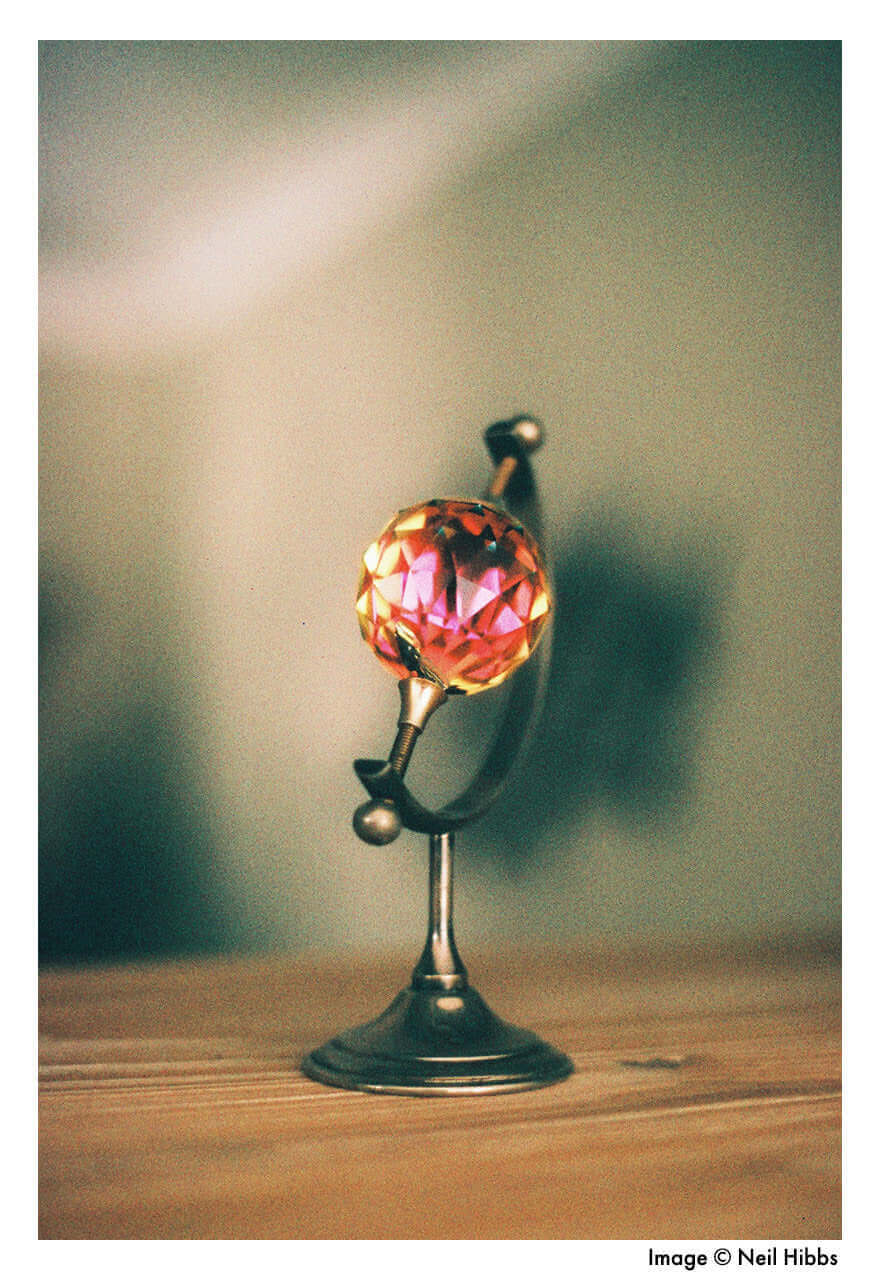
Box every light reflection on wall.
[41,42,657,357]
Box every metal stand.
[302,416,573,1095]
[302,833,572,1094]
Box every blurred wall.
[39,40,840,962]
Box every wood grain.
[39,936,840,1239]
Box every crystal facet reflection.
[356,499,551,693]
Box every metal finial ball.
[353,798,402,845]
[484,414,544,455]
[507,415,544,452]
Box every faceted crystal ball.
[356,498,551,694]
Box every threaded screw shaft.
[389,723,420,775]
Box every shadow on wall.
[38,517,725,961]
[38,569,234,965]
[468,521,726,872]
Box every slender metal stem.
[411,831,467,991]
[488,453,519,498]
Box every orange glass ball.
[355,498,551,694]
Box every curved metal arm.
[352,416,552,840]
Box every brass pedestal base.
[302,982,573,1096]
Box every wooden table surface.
[39,935,840,1240]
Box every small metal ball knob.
[484,413,544,454]
[506,414,544,452]
[353,798,402,845]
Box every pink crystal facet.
[356,498,551,694]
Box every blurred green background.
[39,40,840,963]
